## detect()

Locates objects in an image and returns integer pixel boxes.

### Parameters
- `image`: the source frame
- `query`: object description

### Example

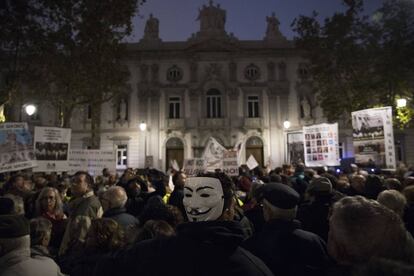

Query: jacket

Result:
[0,248,64,276]
[242,219,330,276]
[94,220,274,276]
[102,207,138,228]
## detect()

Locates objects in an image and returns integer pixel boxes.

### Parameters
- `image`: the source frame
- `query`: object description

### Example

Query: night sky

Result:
[128,0,384,42]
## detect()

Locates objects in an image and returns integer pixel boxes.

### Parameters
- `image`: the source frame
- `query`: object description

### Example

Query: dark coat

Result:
[167,188,186,218]
[242,219,330,276]
[102,207,139,228]
[297,196,332,241]
[94,220,274,276]
[404,204,414,238]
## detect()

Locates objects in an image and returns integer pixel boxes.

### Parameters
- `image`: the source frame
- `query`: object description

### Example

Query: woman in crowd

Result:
[35,187,67,252]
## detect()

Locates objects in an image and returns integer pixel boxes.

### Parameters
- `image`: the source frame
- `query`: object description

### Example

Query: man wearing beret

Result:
[242,182,329,276]
[0,214,64,276]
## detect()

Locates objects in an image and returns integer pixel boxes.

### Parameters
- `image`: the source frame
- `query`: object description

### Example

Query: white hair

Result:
[105,186,128,209]
[377,190,407,218]
[328,196,414,265]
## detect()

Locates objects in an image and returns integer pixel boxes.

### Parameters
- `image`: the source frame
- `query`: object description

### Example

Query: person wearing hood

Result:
[242,182,329,276]
[94,172,273,276]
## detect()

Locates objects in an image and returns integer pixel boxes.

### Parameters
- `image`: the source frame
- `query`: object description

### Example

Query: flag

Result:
[170,159,180,172]
[203,137,226,172]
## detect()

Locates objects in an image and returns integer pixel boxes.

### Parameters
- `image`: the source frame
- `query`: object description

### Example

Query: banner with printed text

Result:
[69,150,116,176]
[0,122,36,173]
[183,158,205,176]
[223,150,239,176]
[352,107,395,169]
[304,123,340,167]
[33,127,71,172]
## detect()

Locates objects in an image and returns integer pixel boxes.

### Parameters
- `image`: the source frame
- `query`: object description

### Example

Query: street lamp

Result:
[397,98,407,108]
[139,121,147,166]
[24,104,37,116]
[283,120,291,129]
[283,120,290,164]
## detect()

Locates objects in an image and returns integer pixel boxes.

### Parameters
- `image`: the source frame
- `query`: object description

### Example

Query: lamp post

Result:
[139,121,147,166]
[283,120,290,164]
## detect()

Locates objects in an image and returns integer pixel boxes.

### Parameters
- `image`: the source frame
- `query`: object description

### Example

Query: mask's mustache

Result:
[187,208,211,216]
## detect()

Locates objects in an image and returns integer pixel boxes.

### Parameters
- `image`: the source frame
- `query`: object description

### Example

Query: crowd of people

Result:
[1,163,414,275]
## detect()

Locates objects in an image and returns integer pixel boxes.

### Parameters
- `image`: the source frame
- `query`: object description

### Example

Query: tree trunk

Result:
[61,105,74,128]
[90,104,101,149]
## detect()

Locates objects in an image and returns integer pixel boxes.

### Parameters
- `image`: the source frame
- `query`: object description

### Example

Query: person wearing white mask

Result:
[94,173,274,276]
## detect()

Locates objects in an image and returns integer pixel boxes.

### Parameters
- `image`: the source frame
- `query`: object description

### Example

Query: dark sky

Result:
[128,0,384,42]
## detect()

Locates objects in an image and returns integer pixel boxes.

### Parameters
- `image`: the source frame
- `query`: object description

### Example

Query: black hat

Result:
[0,214,30,238]
[0,197,15,215]
[308,177,333,194]
[263,183,300,209]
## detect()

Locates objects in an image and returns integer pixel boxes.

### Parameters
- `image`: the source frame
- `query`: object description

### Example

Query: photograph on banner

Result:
[34,127,71,172]
[0,122,36,173]
[303,123,340,167]
[183,158,205,176]
[287,132,304,165]
[352,107,395,169]
[69,150,116,176]
[223,150,238,176]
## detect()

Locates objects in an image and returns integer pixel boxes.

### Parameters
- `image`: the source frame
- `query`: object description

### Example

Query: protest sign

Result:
[33,127,71,172]
[0,122,36,173]
[303,123,340,167]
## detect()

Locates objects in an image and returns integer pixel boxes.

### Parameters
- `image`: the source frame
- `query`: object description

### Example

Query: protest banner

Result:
[303,123,340,167]
[0,122,36,173]
[33,127,71,172]
[69,149,116,176]
[352,107,395,169]
[246,154,259,170]
[223,150,239,176]
[182,158,205,176]
[203,137,226,172]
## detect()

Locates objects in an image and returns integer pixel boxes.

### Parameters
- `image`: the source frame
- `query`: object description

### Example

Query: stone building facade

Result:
[25,2,411,172]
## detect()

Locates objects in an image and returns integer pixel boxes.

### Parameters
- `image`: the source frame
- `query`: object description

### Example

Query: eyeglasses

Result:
[41,196,56,200]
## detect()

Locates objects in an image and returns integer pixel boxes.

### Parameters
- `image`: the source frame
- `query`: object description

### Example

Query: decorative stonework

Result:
[167,65,183,82]
[205,63,222,80]
[244,64,260,81]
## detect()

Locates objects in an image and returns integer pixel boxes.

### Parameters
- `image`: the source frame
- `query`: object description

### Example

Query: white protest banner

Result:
[33,127,71,172]
[303,123,340,167]
[223,150,239,176]
[183,158,205,176]
[233,138,245,166]
[0,122,36,173]
[246,154,259,170]
[352,107,395,169]
[203,137,226,172]
[69,150,116,176]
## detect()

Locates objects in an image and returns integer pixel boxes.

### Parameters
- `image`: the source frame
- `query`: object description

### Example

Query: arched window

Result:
[206,89,222,118]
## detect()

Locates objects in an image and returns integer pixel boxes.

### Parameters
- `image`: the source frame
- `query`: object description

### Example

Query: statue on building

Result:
[300,97,312,119]
[264,12,284,41]
[197,0,226,33]
[143,14,160,40]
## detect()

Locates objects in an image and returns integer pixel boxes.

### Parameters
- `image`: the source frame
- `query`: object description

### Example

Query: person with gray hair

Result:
[377,190,407,218]
[30,217,53,258]
[328,196,414,268]
[0,214,64,276]
[101,186,138,228]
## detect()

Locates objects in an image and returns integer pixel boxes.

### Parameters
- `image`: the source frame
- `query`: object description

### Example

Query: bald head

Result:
[102,186,128,211]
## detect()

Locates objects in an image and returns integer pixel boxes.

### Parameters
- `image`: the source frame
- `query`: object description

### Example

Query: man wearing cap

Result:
[242,182,329,276]
[0,214,64,276]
